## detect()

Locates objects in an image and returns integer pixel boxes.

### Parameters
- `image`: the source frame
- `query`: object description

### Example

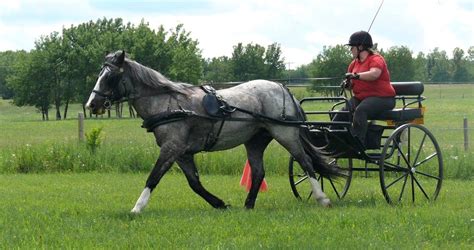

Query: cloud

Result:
[0,0,472,67]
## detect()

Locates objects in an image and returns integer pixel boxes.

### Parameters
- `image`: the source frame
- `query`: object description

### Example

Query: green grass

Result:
[0,85,473,248]
[0,84,473,178]
[0,173,472,248]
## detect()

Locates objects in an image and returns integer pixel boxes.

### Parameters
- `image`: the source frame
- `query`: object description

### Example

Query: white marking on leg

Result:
[309,177,331,207]
[131,187,151,213]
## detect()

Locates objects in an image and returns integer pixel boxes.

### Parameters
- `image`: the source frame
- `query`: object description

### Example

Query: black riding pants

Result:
[332,96,395,145]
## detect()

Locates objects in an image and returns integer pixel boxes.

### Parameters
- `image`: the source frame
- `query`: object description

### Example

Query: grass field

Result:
[1,84,472,178]
[0,84,473,248]
[1,174,473,248]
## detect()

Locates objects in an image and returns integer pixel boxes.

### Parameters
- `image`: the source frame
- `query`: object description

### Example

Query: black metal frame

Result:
[288,82,443,204]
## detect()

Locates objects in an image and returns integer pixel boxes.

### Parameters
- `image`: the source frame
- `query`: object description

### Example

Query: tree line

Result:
[291,44,473,83]
[0,17,472,120]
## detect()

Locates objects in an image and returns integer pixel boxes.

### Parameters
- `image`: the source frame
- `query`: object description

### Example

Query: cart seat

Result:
[391,82,424,95]
[372,82,424,122]
[374,108,423,121]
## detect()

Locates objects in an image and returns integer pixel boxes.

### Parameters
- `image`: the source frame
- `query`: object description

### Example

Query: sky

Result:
[0,0,472,67]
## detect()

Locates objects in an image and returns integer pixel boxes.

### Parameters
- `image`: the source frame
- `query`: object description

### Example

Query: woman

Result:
[334,31,396,147]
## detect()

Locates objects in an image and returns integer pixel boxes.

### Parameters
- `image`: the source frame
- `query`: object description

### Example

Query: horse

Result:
[86,50,345,213]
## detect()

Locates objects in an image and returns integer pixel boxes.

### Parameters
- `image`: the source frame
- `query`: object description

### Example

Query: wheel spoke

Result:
[395,141,411,167]
[407,127,412,164]
[413,175,430,200]
[386,172,409,190]
[411,174,415,202]
[383,161,408,172]
[416,170,441,180]
[414,152,438,168]
[398,174,409,201]
[306,191,313,201]
[294,175,308,186]
[319,175,324,191]
[412,133,427,166]
[328,178,341,199]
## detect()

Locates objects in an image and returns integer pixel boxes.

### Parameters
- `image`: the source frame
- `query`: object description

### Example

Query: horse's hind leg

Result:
[176,154,228,209]
[290,149,331,207]
[270,128,331,207]
[244,130,273,209]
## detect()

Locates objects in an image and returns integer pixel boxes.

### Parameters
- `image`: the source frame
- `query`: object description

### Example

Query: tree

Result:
[34,31,69,120]
[467,46,474,80]
[202,56,233,83]
[231,43,266,81]
[413,52,428,82]
[305,45,351,95]
[166,24,203,84]
[123,20,169,72]
[383,46,415,81]
[264,43,285,80]
[426,48,450,82]
[0,51,26,99]
[7,50,52,120]
[451,47,470,82]
[308,45,352,78]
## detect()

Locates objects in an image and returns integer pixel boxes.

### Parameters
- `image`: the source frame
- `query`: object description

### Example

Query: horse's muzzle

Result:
[86,101,106,115]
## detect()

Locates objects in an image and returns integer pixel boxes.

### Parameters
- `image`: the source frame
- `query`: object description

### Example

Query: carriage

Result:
[87,51,443,212]
[289,80,443,204]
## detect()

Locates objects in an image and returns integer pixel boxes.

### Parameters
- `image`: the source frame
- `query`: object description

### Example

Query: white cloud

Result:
[0,0,472,67]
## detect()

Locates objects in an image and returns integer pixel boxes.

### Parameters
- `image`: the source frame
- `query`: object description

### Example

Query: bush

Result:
[85,127,103,154]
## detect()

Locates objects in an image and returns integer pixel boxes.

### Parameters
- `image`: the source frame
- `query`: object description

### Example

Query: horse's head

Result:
[86,50,126,115]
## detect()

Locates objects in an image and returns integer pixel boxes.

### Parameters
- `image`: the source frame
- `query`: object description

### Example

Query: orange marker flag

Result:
[240,159,268,192]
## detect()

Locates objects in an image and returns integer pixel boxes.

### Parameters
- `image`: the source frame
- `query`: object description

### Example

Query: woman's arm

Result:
[357,67,382,81]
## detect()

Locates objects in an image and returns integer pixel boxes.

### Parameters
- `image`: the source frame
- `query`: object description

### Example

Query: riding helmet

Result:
[347,31,373,48]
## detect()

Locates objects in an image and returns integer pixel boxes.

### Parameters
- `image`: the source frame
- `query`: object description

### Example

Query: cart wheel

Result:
[289,157,352,201]
[379,124,443,204]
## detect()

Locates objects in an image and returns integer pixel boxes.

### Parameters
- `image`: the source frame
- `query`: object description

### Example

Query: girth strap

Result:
[141,109,195,132]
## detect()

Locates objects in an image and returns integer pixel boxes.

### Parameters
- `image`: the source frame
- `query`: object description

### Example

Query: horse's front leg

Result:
[176,154,229,209]
[131,146,180,214]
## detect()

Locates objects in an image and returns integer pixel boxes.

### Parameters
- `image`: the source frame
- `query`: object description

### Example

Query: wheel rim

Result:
[379,124,443,204]
[289,157,352,201]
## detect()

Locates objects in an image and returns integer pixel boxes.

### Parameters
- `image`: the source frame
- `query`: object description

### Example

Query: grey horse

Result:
[86,51,344,213]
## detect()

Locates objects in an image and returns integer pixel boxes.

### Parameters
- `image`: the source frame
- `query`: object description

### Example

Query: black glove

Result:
[345,72,360,80]
[340,79,352,89]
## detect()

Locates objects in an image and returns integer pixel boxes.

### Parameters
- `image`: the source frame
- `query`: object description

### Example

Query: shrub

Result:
[85,127,103,154]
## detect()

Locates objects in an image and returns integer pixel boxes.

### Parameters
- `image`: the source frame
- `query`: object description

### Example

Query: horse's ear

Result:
[117,50,125,66]
[104,50,110,57]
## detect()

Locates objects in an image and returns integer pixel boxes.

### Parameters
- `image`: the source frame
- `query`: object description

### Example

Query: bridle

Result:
[92,62,126,109]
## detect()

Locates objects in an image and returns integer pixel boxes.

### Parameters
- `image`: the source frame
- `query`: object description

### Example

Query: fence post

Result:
[464,118,469,151]
[78,112,84,142]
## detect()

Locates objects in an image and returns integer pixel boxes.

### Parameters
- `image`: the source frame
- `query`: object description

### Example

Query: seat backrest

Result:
[391,82,424,96]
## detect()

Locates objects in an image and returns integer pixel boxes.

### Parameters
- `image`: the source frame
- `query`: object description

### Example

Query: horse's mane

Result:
[124,58,193,94]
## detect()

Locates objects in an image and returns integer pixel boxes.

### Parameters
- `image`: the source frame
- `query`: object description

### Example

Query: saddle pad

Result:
[202,94,225,117]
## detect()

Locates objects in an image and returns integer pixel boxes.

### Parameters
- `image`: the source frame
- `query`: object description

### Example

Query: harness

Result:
[140,84,303,150]
[94,61,305,150]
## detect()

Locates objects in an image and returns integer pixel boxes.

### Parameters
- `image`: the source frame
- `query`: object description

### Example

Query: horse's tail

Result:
[291,95,347,179]
[299,128,347,178]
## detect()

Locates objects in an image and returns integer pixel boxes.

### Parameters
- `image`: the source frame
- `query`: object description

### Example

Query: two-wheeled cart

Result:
[289,81,443,204]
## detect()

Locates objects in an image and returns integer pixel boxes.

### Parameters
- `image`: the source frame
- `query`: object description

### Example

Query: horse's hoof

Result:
[130,208,142,214]
[214,202,230,209]
[217,204,230,209]
[318,198,332,208]
[244,204,255,209]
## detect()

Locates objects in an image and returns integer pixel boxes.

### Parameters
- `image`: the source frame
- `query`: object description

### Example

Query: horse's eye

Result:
[106,74,120,87]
